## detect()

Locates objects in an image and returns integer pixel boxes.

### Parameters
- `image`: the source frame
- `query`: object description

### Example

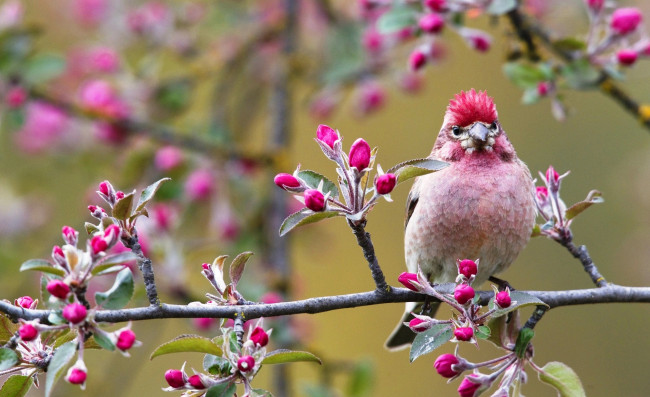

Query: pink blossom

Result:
[457,375,483,397]
[349,138,371,171]
[15,102,69,153]
[617,49,638,66]
[375,173,397,195]
[356,80,385,115]
[0,1,23,30]
[15,296,34,309]
[457,259,478,278]
[274,173,301,190]
[409,49,427,71]
[185,169,214,201]
[260,292,283,304]
[18,323,38,341]
[362,29,383,54]
[454,284,475,305]
[398,72,424,93]
[94,122,128,145]
[5,86,27,108]
[304,189,325,212]
[250,327,269,347]
[316,124,339,149]
[87,47,120,73]
[116,329,137,350]
[454,327,474,341]
[79,80,129,118]
[62,303,87,324]
[537,82,551,96]
[164,369,185,388]
[434,354,460,378]
[419,13,445,34]
[611,8,643,35]
[67,367,87,385]
[193,317,216,331]
[495,290,512,308]
[154,146,184,171]
[397,272,420,291]
[73,0,107,27]
[237,355,255,372]
[188,374,205,389]
[151,204,176,232]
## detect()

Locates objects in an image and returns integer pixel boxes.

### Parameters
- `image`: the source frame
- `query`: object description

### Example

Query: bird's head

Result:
[432,89,516,162]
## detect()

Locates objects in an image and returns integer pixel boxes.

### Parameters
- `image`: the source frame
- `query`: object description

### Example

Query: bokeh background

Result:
[1,1,650,396]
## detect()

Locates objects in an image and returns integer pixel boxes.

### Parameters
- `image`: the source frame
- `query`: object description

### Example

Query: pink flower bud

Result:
[88,205,106,218]
[88,46,120,73]
[409,318,431,333]
[62,303,87,324]
[91,235,108,255]
[201,263,211,271]
[15,296,34,309]
[362,29,383,54]
[454,284,475,305]
[274,173,301,190]
[193,317,216,331]
[357,81,385,115]
[454,327,474,341]
[5,86,27,108]
[398,272,420,291]
[188,374,205,389]
[375,173,397,195]
[164,369,186,388]
[611,7,643,35]
[304,189,325,212]
[250,327,269,347]
[536,186,548,200]
[424,0,446,12]
[434,353,460,378]
[185,169,214,201]
[116,329,137,351]
[585,0,603,12]
[316,124,339,149]
[52,245,66,265]
[62,226,78,246]
[545,165,560,186]
[19,323,38,341]
[419,13,444,34]
[98,180,112,198]
[103,224,121,247]
[237,355,256,372]
[495,290,512,308]
[457,259,478,278]
[115,191,125,200]
[617,49,638,66]
[66,368,87,385]
[537,82,550,96]
[47,280,71,299]
[260,291,283,304]
[349,138,371,171]
[409,49,427,71]
[154,146,184,171]
[458,375,483,397]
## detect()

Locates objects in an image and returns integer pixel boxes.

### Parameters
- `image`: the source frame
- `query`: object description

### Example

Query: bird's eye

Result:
[490,121,498,130]
[451,126,461,136]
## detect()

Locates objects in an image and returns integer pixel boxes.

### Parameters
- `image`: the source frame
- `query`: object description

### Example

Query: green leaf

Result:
[553,38,587,52]
[135,178,171,214]
[19,259,64,277]
[94,268,134,309]
[112,191,134,221]
[92,331,115,351]
[24,53,66,85]
[561,59,601,89]
[229,252,253,286]
[476,325,491,339]
[503,62,554,89]
[250,389,274,397]
[52,330,76,350]
[347,360,375,397]
[92,252,137,276]
[486,0,517,15]
[279,209,338,237]
[206,383,237,397]
[324,22,364,85]
[0,348,19,371]
[514,328,534,358]
[387,158,449,185]
[297,170,338,199]
[0,374,32,397]
[488,291,549,318]
[376,4,417,34]
[565,190,603,220]
[0,316,18,345]
[262,349,322,365]
[150,335,223,360]
[538,361,586,397]
[44,341,77,397]
[85,222,99,235]
[409,324,454,362]
[203,354,232,376]
[521,88,541,105]
[47,311,67,326]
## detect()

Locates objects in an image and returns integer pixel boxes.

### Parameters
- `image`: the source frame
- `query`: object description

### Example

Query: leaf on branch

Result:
[514,328,534,358]
[503,62,554,89]
[0,348,19,371]
[229,252,253,287]
[297,170,338,199]
[94,268,134,310]
[553,37,587,52]
[112,190,135,221]
[250,389,273,397]
[19,259,64,277]
[135,178,171,214]
[488,291,549,318]
[409,323,454,362]
[204,354,232,376]
[85,222,99,235]
[92,331,115,351]
[92,252,137,276]
[262,349,322,365]
[0,316,18,345]
[150,335,223,360]
[537,361,586,397]
[0,374,32,397]
[376,4,417,34]
[565,190,603,220]
[486,0,517,15]
[561,59,600,89]
[206,383,237,397]
[347,360,375,397]
[279,209,339,237]
[387,158,449,186]
[24,53,66,85]
[44,341,77,397]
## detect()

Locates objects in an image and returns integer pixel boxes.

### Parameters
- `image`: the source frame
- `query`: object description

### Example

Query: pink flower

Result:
[349,138,371,171]
[457,375,483,397]
[52,245,66,265]
[585,0,604,13]
[454,327,474,341]
[419,13,444,34]
[73,0,107,27]
[188,374,205,389]
[274,173,302,190]
[116,329,137,351]
[424,0,446,12]
[454,284,475,305]
[495,290,512,308]
[250,327,269,347]
[0,1,23,30]
[164,369,185,388]
[304,189,325,212]
[62,226,78,246]
[154,146,184,171]
[611,8,643,35]
[91,235,108,254]
[94,122,128,145]
[434,354,460,378]
[18,323,38,341]
[375,173,397,195]
[15,296,34,309]
[87,46,120,73]
[457,259,478,278]
[408,318,431,333]
[260,292,283,304]
[617,49,638,66]
[362,29,384,54]
[398,272,420,291]
[316,124,339,149]
[79,80,128,118]
[398,72,424,93]
[15,102,69,154]
[357,81,385,115]
[537,82,551,96]
[62,303,87,324]
[409,49,428,71]
[185,169,214,201]
[237,355,256,372]
[5,86,26,108]
[66,367,87,385]
[151,204,176,232]
[47,280,70,299]
[193,317,216,331]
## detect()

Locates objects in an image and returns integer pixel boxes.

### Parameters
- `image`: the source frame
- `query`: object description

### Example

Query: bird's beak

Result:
[468,122,489,145]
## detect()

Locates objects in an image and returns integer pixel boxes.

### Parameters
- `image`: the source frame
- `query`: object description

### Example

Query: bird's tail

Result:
[384,301,441,351]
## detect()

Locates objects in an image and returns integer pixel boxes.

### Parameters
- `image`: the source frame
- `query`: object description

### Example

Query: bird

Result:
[385,89,537,350]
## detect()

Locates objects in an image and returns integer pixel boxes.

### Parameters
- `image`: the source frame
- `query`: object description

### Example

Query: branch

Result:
[4,285,649,324]
[348,220,390,293]
[122,231,161,307]
[561,239,608,288]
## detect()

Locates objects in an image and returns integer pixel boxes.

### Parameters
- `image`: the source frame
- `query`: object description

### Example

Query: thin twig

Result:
[560,238,608,288]
[123,231,161,307]
[347,220,390,293]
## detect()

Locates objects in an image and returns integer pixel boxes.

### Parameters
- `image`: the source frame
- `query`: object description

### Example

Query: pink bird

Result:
[386,89,537,350]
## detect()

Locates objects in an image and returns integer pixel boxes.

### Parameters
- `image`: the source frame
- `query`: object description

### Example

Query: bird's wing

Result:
[404,179,420,231]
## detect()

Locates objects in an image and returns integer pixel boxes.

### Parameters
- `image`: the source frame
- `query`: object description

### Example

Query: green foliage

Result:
[409,323,454,362]
[262,349,322,365]
[279,209,339,237]
[297,170,338,199]
[346,360,375,397]
[488,291,548,318]
[0,348,19,371]
[514,328,535,359]
[387,158,449,185]
[94,267,134,310]
[23,53,66,85]
[44,341,77,397]
[376,4,417,34]
[565,190,604,220]
[0,375,32,397]
[538,361,586,397]
[206,383,237,397]
[204,354,233,376]
[112,191,135,221]
[19,259,64,277]
[229,252,254,287]
[150,335,224,360]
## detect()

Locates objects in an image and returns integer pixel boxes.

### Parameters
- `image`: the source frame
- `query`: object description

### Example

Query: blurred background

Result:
[1,0,650,396]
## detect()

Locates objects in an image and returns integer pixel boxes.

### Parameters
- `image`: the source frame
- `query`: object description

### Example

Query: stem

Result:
[123,231,161,306]
[347,220,390,293]
[523,305,549,330]
[559,238,608,287]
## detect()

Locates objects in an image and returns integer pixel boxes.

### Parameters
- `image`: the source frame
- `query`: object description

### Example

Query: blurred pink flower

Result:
[0,0,23,30]
[15,102,69,153]
[185,169,214,201]
[94,122,128,145]
[79,80,129,119]
[154,146,184,171]
[73,0,108,27]
[87,47,121,73]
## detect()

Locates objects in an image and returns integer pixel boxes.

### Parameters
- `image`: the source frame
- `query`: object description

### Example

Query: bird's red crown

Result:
[445,89,497,127]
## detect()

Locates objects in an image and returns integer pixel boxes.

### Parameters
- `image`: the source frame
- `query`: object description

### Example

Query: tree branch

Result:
[122,231,161,307]
[348,220,390,293]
